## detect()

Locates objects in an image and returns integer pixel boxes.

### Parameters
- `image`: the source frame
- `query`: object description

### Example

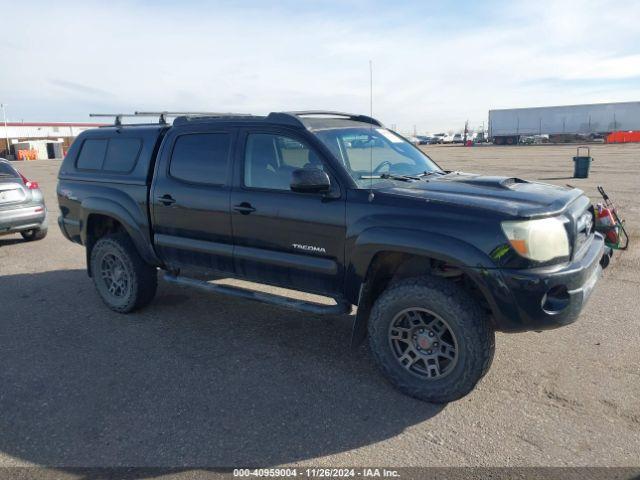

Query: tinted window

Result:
[103,138,141,172]
[0,162,19,178]
[244,133,322,190]
[77,139,108,170]
[170,133,231,185]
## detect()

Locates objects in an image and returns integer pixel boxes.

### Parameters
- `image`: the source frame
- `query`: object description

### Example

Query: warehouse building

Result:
[0,122,104,160]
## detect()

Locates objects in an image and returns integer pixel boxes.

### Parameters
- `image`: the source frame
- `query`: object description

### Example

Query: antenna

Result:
[368,60,375,202]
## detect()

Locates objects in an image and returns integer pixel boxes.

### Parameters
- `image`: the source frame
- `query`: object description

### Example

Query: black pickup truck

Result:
[57,111,608,402]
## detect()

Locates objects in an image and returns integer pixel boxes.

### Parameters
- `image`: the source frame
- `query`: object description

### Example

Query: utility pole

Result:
[1,104,8,157]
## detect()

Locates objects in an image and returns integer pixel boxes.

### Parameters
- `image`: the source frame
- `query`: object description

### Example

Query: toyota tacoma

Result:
[57,111,608,402]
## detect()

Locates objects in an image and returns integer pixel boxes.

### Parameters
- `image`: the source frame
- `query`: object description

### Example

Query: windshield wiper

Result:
[359,173,418,182]
[415,170,446,178]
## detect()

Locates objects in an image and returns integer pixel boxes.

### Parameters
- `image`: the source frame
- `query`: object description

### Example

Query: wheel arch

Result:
[347,228,498,347]
[81,197,160,276]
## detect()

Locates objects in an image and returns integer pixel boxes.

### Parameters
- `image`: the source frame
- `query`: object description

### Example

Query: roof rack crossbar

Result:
[135,111,253,124]
[90,111,252,126]
[90,112,176,126]
[89,113,150,126]
[285,110,383,127]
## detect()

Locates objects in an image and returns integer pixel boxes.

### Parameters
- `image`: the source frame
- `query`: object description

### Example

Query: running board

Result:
[163,274,352,316]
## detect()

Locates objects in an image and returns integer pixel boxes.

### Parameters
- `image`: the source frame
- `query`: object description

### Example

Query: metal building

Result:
[0,122,105,159]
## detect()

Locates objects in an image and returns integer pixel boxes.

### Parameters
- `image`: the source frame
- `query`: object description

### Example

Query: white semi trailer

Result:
[488,101,640,145]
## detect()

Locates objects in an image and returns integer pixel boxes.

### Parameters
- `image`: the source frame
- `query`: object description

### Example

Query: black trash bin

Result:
[573,146,592,178]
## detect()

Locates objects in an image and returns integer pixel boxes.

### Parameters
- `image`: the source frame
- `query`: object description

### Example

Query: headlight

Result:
[501,217,569,262]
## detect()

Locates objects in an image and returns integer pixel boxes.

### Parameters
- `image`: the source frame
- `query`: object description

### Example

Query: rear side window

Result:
[76,139,108,170]
[0,162,19,177]
[76,137,141,172]
[103,138,142,172]
[169,133,231,185]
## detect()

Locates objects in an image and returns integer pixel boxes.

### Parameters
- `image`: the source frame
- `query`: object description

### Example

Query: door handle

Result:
[157,194,176,206]
[234,202,256,214]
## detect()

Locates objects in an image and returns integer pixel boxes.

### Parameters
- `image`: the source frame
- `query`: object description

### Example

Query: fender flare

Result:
[346,227,498,347]
[81,197,160,267]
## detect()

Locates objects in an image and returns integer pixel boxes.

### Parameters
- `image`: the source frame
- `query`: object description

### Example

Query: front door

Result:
[151,126,235,277]
[230,129,346,295]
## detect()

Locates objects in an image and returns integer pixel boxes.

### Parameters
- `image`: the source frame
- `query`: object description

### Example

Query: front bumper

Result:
[490,233,605,332]
[0,204,47,235]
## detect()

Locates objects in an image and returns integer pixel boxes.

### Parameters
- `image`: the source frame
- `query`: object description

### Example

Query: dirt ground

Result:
[0,144,638,469]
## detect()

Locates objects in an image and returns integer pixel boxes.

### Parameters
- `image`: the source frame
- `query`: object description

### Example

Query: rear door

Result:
[229,128,346,295]
[151,125,236,277]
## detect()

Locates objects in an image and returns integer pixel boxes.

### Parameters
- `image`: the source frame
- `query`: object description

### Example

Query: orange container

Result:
[606,131,640,143]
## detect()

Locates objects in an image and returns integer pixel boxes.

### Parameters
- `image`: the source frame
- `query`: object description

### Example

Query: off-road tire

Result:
[368,276,495,403]
[21,227,47,241]
[90,233,157,313]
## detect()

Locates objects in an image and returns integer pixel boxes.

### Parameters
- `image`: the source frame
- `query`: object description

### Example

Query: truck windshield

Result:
[311,127,442,186]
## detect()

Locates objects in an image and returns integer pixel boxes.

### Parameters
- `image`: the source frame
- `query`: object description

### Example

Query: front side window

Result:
[244,133,323,190]
[312,126,441,187]
[170,133,231,185]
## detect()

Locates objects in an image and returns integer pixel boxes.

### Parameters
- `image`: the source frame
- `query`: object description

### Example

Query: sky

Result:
[1,0,639,133]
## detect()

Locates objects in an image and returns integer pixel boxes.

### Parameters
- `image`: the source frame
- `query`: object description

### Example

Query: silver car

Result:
[0,158,47,241]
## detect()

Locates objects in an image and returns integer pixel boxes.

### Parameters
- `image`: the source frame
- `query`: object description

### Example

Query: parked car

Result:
[416,135,432,145]
[442,133,455,144]
[466,132,478,143]
[57,110,607,403]
[452,133,464,144]
[430,133,446,144]
[0,158,47,241]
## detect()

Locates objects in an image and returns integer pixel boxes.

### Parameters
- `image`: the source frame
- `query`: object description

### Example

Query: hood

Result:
[377,172,584,218]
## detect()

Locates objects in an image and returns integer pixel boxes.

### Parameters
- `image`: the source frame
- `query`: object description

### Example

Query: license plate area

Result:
[0,189,25,203]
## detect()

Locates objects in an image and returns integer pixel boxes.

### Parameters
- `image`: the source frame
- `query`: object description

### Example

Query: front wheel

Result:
[368,276,495,403]
[90,233,157,313]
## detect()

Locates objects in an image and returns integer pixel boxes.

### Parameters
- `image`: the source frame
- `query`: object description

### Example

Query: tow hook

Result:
[600,246,613,269]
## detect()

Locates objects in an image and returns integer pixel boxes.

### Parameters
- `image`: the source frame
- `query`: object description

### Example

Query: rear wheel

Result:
[90,233,157,313]
[368,276,495,403]
[21,227,47,241]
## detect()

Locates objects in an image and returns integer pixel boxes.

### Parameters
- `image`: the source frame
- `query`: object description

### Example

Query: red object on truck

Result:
[595,203,619,245]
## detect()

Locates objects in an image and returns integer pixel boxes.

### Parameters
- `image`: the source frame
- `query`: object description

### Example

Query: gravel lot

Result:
[0,144,638,469]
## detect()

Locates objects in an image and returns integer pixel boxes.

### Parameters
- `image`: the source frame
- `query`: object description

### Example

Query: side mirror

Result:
[290,168,331,194]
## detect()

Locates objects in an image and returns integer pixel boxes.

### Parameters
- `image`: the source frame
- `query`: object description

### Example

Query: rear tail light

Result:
[18,172,39,190]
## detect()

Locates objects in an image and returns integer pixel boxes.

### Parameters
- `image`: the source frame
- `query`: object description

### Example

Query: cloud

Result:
[1,0,639,133]
[49,79,114,98]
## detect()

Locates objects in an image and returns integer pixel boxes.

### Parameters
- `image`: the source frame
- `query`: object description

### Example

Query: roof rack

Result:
[90,111,253,126]
[285,110,383,127]
[135,111,253,124]
[89,113,157,126]
[89,110,383,128]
